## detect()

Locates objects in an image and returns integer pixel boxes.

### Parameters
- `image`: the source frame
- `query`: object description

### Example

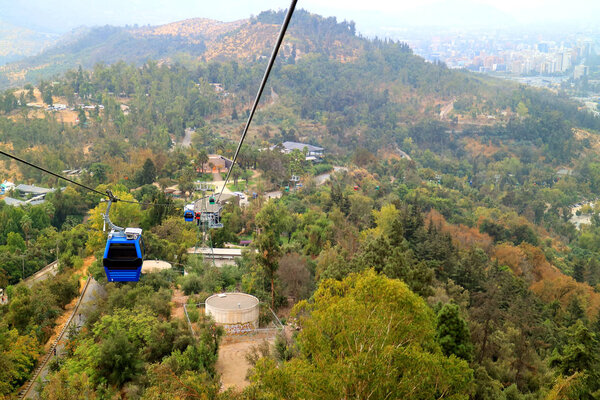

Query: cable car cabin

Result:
[184,210,194,222]
[103,228,144,282]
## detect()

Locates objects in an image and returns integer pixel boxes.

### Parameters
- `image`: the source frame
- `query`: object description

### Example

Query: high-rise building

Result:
[574,65,589,80]
[537,42,549,53]
[583,40,593,58]
[561,52,571,72]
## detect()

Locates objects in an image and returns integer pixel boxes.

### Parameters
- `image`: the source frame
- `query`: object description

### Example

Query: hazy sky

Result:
[1,0,599,34]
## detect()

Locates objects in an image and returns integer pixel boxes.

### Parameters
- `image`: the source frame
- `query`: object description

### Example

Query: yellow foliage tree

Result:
[86,185,143,253]
[248,270,473,399]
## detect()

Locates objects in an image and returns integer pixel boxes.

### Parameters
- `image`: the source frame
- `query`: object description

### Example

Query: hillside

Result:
[0,25,206,89]
[0,10,363,89]
[3,8,600,399]
[0,19,58,66]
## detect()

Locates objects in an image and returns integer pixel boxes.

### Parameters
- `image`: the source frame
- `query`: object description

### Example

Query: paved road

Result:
[24,278,103,399]
[439,98,456,120]
[213,180,249,206]
[182,128,194,148]
[262,167,347,199]
[314,166,348,185]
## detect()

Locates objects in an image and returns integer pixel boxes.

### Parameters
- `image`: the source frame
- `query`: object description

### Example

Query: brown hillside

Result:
[136,17,362,63]
[137,18,244,43]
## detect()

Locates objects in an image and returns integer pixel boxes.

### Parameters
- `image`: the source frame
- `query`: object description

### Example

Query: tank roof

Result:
[205,292,259,311]
[141,260,171,274]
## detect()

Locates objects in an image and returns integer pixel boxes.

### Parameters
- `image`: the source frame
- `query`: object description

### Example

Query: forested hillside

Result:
[1,8,600,399]
[0,10,362,90]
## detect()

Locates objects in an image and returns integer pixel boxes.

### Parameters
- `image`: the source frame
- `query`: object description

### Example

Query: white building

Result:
[270,141,325,162]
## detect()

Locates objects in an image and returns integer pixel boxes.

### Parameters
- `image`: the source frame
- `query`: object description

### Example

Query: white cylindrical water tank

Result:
[205,292,260,329]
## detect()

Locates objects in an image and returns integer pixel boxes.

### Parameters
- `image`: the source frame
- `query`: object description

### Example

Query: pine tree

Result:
[140,158,157,185]
[573,259,585,283]
[436,303,473,361]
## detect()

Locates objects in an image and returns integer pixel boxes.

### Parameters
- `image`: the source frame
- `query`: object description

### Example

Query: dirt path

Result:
[171,289,188,320]
[217,336,275,391]
[41,256,95,353]
[79,255,94,286]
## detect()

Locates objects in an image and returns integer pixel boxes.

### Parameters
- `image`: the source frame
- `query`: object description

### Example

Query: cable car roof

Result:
[109,228,142,240]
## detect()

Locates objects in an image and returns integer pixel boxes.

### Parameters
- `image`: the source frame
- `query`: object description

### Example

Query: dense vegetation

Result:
[1,8,600,399]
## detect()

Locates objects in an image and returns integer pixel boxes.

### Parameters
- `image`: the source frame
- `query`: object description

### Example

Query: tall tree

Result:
[255,230,281,309]
[436,303,473,361]
[139,158,157,185]
[196,149,208,174]
[249,270,473,399]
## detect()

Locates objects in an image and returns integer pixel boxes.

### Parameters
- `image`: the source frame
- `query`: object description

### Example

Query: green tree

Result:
[20,215,33,246]
[516,101,529,117]
[7,231,26,252]
[88,163,110,184]
[42,87,53,106]
[96,332,142,386]
[139,158,157,185]
[248,270,472,399]
[549,320,600,397]
[0,324,41,395]
[255,230,281,308]
[242,169,253,190]
[231,166,242,187]
[77,107,87,124]
[436,303,473,361]
[24,84,35,101]
[195,149,209,174]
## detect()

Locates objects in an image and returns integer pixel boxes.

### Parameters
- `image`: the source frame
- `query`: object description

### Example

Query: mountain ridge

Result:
[0,19,59,66]
[0,10,362,89]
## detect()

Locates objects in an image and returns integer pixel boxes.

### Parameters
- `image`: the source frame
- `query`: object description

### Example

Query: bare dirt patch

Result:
[171,289,188,320]
[574,128,600,152]
[464,137,501,157]
[217,334,276,391]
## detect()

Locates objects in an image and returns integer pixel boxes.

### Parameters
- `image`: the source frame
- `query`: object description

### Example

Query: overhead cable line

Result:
[0,149,174,207]
[0,149,106,197]
[216,0,298,202]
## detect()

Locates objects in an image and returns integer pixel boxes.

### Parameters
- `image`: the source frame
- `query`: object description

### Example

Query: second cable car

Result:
[184,209,194,222]
[184,204,195,222]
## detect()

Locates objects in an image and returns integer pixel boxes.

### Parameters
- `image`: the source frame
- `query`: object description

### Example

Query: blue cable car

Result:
[184,209,194,222]
[103,228,144,282]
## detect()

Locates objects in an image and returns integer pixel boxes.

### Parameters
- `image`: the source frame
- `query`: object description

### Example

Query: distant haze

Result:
[0,0,599,36]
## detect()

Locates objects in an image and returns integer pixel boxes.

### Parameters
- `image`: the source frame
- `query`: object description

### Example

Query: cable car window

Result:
[107,243,138,260]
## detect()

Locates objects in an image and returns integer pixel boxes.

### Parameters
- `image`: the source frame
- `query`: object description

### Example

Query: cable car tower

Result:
[193,183,223,266]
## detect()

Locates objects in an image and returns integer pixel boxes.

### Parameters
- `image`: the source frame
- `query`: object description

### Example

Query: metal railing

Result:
[183,302,283,339]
